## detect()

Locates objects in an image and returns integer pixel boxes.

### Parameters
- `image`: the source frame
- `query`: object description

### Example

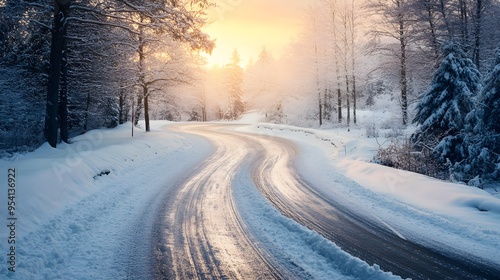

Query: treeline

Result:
[240,0,499,185]
[243,0,499,129]
[367,0,500,186]
[0,0,213,153]
[366,0,500,125]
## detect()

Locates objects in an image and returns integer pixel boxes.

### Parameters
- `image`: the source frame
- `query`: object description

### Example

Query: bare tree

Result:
[365,0,412,126]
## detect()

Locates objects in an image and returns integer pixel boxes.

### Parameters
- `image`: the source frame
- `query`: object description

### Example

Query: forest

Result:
[1,0,499,186]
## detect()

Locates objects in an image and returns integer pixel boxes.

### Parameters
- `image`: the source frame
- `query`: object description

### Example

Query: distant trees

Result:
[365,0,500,126]
[226,49,245,119]
[202,49,246,121]
[244,48,282,120]
[245,0,361,127]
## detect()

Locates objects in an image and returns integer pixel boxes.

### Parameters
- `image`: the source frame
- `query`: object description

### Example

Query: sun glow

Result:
[202,0,304,68]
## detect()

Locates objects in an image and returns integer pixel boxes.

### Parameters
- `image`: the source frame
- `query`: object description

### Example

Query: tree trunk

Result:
[425,0,440,60]
[134,93,142,126]
[352,74,357,124]
[473,0,482,69]
[59,24,69,143]
[398,0,409,126]
[144,86,150,132]
[459,0,469,46]
[343,14,350,128]
[345,74,350,127]
[118,92,124,124]
[438,0,452,37]
[331,9,342,124]
[45,0,71,147]
[83,91,90,132]
[315,44,322,126]
[350,0,357,124]
[137,23,152,132]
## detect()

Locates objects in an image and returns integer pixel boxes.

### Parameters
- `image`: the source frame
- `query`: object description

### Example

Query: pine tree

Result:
[457,50,500,184]
[226,49,244,119]
[412,42,481,164]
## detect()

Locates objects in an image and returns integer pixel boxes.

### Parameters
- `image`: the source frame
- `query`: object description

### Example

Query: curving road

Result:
[152,124,500,280]
[152,124,288,279]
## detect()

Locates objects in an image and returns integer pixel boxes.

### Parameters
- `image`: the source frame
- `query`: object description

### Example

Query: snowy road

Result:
[153,124,286,279]
[159,123,500,280]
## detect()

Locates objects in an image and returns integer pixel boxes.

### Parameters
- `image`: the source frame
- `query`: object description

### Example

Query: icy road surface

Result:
[159,124,500,280]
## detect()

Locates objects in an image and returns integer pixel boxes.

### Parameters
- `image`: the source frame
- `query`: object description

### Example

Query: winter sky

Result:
[204,0,306,67]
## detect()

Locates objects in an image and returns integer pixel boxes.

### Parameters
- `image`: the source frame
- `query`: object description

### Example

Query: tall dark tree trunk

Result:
[118,90,128,125]
[424,0,440,60]
[345,74,351,127]
[400,35,408,126]
[144,86,150,132]
[331,9,342,124]
[45,0,71,147]
[137,23,151,131]
[473,0,482,69]
[59,28,69,143]
[83,91,91,131]
[397,0,409,126]
[459,0,469,46]
[343,17,350,128]
[438,0,452,37]
[134,93,143,126]
[352,74,357,124]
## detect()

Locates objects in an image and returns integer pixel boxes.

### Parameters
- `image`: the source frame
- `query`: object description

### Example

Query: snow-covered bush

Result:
[374,138,448,180]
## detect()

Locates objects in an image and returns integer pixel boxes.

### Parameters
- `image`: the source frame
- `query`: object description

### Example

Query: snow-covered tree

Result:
[412,42,481,164]
[0,1,51,152]
[455,50,500,184]
[225,49,244,119]
[244,48,280,116]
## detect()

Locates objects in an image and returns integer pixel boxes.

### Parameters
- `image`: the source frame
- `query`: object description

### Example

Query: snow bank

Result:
[1,122,177,234]
[339,159,500,218]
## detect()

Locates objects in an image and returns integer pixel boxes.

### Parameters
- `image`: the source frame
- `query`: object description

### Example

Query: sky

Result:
[203,0,306,68]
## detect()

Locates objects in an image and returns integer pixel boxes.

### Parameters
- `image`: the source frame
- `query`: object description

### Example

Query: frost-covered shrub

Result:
[374,138,448,179]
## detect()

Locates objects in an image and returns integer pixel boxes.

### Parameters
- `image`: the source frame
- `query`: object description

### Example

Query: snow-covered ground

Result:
[237,110,500,268]
[0,122,215,278]
[1,111,499,278]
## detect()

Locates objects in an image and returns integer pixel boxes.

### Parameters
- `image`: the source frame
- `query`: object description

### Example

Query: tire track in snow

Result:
[154,124,285,279]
